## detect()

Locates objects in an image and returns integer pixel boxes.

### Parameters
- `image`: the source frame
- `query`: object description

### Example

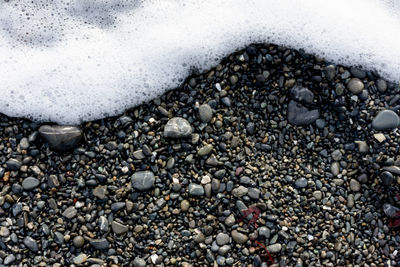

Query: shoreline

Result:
[0,43,400,266]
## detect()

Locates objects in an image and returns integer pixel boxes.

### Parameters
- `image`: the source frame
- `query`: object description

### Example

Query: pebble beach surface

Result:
[0,43,400,266]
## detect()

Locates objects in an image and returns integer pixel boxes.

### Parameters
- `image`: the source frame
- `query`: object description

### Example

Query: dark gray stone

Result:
[131,171,155,191]
[62,206,77,219]
[288,101,319,126]
[22,177,40,191]
[295,178,308,188]
[188,183,204,196]
[290,86,314,104]
[199,104,213,122]
[90,238,109,250]
[23,236,38,252]
[6,159,21,171]
[39,125,82,151]
[372,110,400,130]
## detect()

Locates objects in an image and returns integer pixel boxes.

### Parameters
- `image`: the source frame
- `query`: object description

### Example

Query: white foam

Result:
[0,0,399,124]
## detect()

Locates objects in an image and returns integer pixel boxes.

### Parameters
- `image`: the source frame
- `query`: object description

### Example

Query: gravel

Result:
[0,43,399,266]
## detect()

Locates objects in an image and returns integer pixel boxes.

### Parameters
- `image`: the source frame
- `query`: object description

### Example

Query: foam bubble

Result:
[0,0,399,124]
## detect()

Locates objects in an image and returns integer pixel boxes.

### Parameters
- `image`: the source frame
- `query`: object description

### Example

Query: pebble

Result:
[22,177,40,191]
[372,110,400,130]
[131,171,155,191]
[62,206,77,219]
[347,78,364,94]
[38,125,82,151]
[349,179,361,192]
[23,236,38,252]
[164,117,192,138]
[73,236,85,248]
[133,257,146,267]
[199,104,213,122]
[90,238,109,250]
[188,184,204,196]
[288,100,319,125]
[231,230,248,244]
[380,171,394,186]
[267,243,282,253]
[197,144,213,156]
[6,159,21,171]
[295,178,308,188]
[111,221,129,234]
[216,233,230,246]
[73,254,88,265]
[4,254,16,265]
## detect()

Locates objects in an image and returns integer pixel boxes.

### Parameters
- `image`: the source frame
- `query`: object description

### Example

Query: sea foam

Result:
[0,0,399,124]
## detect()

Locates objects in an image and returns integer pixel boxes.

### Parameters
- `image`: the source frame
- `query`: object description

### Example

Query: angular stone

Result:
[22,177,40,191]
[62,206,77,219]
[288,100,319,126]
[38,125,82,152]
[131,171,155,191]
[290,86,314,104]
[90,238,109,250]
[93,185,107,199]
[164,117,192,138]
[188,184,204,196]
[112,221,129,235]
[372,110,400,130]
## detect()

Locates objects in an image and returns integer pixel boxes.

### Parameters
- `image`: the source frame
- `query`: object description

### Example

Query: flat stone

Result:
[0,227,10,237]
[164,117,192,138]
[288,100,319,125]
[232,186,248,198]
[19,137,30,150]
[99,216,109,232]
[295,178,308,188]
[199,104,213,122]
[383,203,400,218]
[62,206,77,219]
[93,185,107,199]
[374,133,386,143]
[4,254,16,265]
[231,230,248,244]
[372,110,400,130]
[349,179,361,192]
[38,125,82,152]
[131,171,155,191]
[267,243,282,253]
[355,141,368,153]
[73,254,88,265]
[188,183,204,196]
[197,144,214,156]
[23,236,38,252]
[347,78,364,94]
[112,221,129,235]
[382,166,400,175]
[22,177,40,191]
[111,202,126,212]
[6,159,21,171]
[90,238,109,250]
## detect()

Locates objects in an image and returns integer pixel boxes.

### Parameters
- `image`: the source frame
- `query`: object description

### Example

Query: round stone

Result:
[347,78,364,94]
[231,230,248,244]
[380,171,394,186]
[267,243,282,253]
[181,200,190,211]
[372,110,400,130]
[22,177,40,191]
[164,117,192,138]
[199,104,213,122]
[73,236,85,248]
[216,233,230,246]
[349,179,361,192]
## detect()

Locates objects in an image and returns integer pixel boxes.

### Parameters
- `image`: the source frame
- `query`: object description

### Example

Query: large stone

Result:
[39,125,82,151]
[131,171,155,191]
[111,221,129,235]
[288,100,319,126]
[372,110,400,130]
[62,206,77,219]
[90,238,109,250]
[347,78,364,94]
[290,86,314,104]
[23,236,38,252]
[164,117,192,138]
[22,177,40,191]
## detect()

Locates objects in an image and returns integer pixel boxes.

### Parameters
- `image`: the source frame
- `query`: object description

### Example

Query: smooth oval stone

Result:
[131,171,155,191]
[23,236,38,252]
[199,104,213,122]
[90,238,109,250]
[22,177,40,191]
[372,110,400,130]
[39,125,82,151]
[347,78,364,94]
[164,117,192,138]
